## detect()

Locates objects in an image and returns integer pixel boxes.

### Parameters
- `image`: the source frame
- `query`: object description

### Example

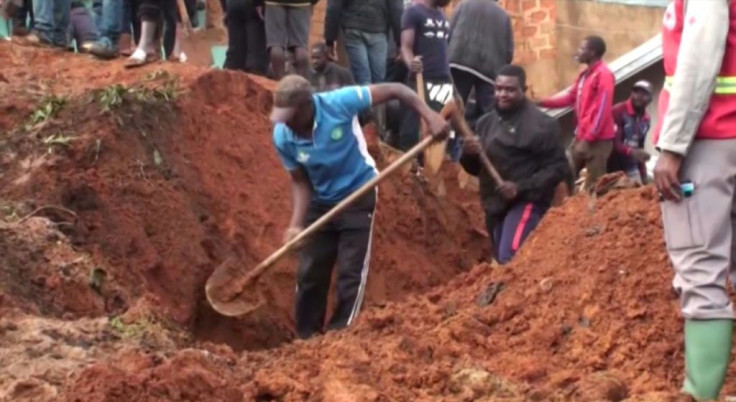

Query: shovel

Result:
[174,0,225,67]
[206,112,454,317]
[417,70,448,177]
[445,98,503,184]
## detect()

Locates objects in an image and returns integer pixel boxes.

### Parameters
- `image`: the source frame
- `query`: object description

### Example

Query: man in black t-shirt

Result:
[399,0,458,161]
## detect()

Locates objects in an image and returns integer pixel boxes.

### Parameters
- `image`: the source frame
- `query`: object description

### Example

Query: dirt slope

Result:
[0,43,485,352]
[1,44,726,402]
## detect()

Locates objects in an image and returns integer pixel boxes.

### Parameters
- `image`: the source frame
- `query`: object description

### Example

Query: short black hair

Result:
[584,35,606,58]
[496,64,527,88]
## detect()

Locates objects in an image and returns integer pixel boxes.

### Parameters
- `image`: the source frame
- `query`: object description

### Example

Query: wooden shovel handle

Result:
[415,64,428,138]
[447,100,504,184]
[238,134,438,285]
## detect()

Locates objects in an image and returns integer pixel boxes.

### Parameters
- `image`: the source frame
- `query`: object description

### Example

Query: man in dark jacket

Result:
[460,65,568,264]
[448,0,513,119]
[325,0,402,85]
[606,80,652,183]
[310,42,355,92]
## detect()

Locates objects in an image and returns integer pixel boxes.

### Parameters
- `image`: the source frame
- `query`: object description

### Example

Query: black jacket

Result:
[448,0,513,81]
[460,101,569,217]
[324,0,403,46]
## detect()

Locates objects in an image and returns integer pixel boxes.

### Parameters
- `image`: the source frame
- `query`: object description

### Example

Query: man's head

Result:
[575,35,606,64]
[630,80,653,110]
[494,64,527,111]
[270,75,314,134]
[311,42,329,73]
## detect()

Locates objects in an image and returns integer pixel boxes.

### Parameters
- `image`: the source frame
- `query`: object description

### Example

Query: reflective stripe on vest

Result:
[664,76,736,94]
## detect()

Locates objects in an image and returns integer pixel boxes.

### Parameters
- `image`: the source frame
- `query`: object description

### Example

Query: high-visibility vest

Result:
[655,0,736,142]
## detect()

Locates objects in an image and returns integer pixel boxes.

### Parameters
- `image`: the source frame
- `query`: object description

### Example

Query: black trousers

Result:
[223,0,268,75]
[295,189,377,339]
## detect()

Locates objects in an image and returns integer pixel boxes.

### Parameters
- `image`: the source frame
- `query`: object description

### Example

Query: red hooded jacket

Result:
[539,61,616,142]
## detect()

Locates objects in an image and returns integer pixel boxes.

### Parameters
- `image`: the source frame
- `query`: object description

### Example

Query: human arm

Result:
[576,71,614,142]
[515,119,569,199]
[656,0,728,156]
[612,108,632,156]
[388,0,404,50]
[459,115,493,177]
[400,7,422,72]
[273,129,313,239]
[538,79,578,109]
[654,0,728,201]
[369,83,448,138]
[285,168,312,240]
[324,0,345,48]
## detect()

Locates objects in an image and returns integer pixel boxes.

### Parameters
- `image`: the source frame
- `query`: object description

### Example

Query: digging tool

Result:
[174,0,225,67]
[416,70,447,177]
[446,99,504,184]
[206,127,451,317]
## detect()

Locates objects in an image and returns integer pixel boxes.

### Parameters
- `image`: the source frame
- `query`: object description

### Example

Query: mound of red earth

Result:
[2,44,731,401]
[0,43,485,352]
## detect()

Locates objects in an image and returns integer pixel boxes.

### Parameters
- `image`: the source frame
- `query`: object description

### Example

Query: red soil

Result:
[3,44,728,401]
[0,43,486,352]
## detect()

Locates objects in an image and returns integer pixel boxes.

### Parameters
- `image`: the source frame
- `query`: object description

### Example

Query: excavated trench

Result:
[0,44,488,353]
[6,44,736,401]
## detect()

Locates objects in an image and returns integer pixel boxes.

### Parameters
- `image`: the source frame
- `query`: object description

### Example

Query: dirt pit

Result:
[0,44,728,401]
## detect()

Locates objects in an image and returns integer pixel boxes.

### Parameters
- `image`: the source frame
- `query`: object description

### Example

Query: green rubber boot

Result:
[682,319,733,400]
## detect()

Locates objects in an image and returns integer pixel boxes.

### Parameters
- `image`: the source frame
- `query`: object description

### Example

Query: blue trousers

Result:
[486,201,547,264]
[343,29,387,85]
[33,0,71,45]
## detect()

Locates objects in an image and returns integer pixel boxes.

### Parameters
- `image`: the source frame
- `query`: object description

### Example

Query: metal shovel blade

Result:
[205,257,265,317]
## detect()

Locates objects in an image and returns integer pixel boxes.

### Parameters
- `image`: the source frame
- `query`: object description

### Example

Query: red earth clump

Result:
[0,43,486,351]
[230,187,736,401]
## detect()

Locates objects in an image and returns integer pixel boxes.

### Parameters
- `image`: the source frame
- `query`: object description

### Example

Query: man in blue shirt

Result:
[271,74,448,339]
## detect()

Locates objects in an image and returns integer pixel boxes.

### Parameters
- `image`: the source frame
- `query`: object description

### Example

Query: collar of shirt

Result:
[624,98,650,120]
[287,94,324,146]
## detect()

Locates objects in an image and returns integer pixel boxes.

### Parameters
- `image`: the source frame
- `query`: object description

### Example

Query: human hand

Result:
[409,56,423,74]
[497,181,519,200]
[462,136,482,156]
[283,226,303,244]
[256,6,264,20]
[653,150,683,202]
[630,148,651,163]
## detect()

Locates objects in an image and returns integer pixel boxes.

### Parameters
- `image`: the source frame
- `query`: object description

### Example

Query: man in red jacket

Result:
[539,35,615,192]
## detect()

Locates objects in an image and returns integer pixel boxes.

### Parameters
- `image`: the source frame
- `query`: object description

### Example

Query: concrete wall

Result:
[549,0,663,95]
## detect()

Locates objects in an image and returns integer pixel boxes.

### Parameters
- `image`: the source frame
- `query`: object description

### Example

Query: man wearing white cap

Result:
[271,74,449,339]
[607,80,653,184]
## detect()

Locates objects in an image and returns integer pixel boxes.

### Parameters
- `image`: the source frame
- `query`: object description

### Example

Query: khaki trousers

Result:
[662,139,736,320]
[571,139,613,192]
